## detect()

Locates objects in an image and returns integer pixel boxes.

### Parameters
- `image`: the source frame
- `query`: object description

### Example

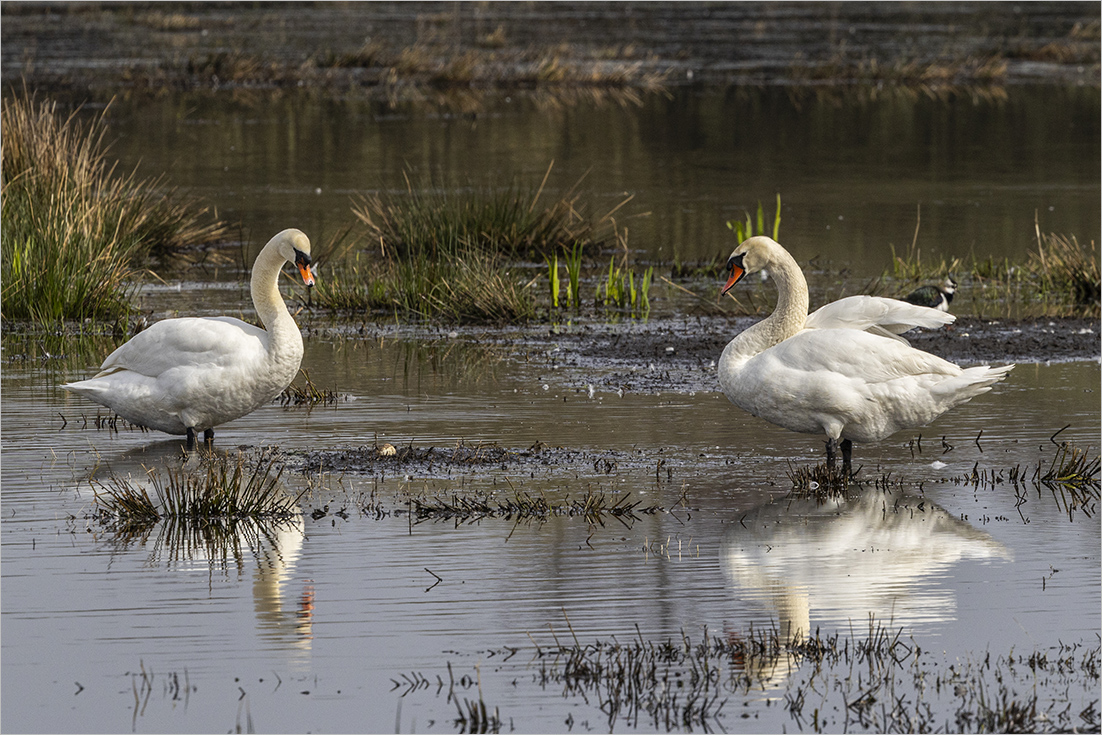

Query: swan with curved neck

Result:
[62,229,315,449]
[718,236,1012,472]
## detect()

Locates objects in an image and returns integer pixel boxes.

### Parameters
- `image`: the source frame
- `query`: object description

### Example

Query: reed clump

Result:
[353,170,624,261]
[1,92,227,324]
[886,216,1099,317]
[788,461,852,493]
[278,369,344,407]
[313,244,538,324]
[1030,230,1100,315]
[313,169,637,324]
[93,453,302,524]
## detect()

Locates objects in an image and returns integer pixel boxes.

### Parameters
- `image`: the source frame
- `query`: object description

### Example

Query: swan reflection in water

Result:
[721,487,1010,687]
[89,441,314,657]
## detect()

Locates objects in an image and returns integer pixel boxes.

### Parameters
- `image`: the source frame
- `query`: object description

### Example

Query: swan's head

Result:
[273,228,315,287]
[722,236,781,295]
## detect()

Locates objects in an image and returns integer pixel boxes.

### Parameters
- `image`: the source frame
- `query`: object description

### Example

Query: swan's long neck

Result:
[251,244,301,361]
[720,244,809,374]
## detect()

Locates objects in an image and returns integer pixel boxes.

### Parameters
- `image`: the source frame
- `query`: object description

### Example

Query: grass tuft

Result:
[1,91,227,324]
[883,210,1099,317]
[93,453,302,524]
[1041,443,1101,489]
[278,369,345,407]
[1030,227,1100,315]
[788,462,852,494]
[313,168,639,323]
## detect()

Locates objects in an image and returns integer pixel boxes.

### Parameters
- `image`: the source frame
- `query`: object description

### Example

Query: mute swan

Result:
[904,275,957,312]
[62,229,315,450]
[718,236,1012,472]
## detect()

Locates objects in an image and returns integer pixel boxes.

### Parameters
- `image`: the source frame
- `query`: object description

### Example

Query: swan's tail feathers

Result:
[935,363,1015,403]
[60,379,103,400]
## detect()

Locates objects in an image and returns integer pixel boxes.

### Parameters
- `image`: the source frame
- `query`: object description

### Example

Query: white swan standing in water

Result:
[62,229,315,449]
[718,236,1013,472]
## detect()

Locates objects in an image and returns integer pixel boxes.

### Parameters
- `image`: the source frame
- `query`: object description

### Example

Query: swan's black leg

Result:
[186,427,197,452]
[825,439,838,469]
[841,439,853,476]
[203,428,215,445]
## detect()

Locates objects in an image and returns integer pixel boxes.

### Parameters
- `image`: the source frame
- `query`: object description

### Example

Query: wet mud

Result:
[296,437,696,487]
[330,313,1099,397]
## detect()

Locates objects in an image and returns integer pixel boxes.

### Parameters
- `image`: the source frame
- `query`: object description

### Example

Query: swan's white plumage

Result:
[718,236,1012,454]
[62,229,314,439]
[805,294,954,342]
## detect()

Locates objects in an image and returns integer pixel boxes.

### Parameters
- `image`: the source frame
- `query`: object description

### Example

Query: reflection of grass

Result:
[93,453,301,523]
[411,489,659,527]
[425,622,1099,733]
[1,91,226,323]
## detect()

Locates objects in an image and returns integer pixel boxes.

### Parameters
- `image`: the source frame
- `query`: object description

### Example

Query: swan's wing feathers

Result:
[806,295,954,334]
[96,317,267,379]
[771,330,960,384]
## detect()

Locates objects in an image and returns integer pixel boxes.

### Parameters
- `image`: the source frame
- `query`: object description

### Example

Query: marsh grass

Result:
[315,168,639,323]
[93,453,302,524]
[278,369,345,407]
[311,39,669,93]
[790,52,1010,89]
[788,461,853,493]
[595,256,654,316]
[1030,228,1100,315]
[886,213,1099,317]
[545,241,585,309]
[315,246,537,323]
[1,92,227,323]
[518,624,1100,733]
[725,195,782,244]
[353,168,628,260]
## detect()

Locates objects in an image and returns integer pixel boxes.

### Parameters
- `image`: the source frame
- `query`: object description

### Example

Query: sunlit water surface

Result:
[83,85,1100,272]
[2,80,1100,733]
[2,329,1098,732]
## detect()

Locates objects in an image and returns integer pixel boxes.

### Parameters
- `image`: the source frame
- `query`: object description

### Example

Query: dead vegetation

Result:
[396,623,1100,733]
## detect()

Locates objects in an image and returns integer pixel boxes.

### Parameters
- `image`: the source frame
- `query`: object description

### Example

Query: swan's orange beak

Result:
[298,262,315,287]
[294,250,315,287]
[722,263,745,295]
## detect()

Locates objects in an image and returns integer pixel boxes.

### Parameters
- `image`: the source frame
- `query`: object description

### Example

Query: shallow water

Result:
[2,62,1101,732]
[85,84,1100,273]
[2,328,1099,732]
